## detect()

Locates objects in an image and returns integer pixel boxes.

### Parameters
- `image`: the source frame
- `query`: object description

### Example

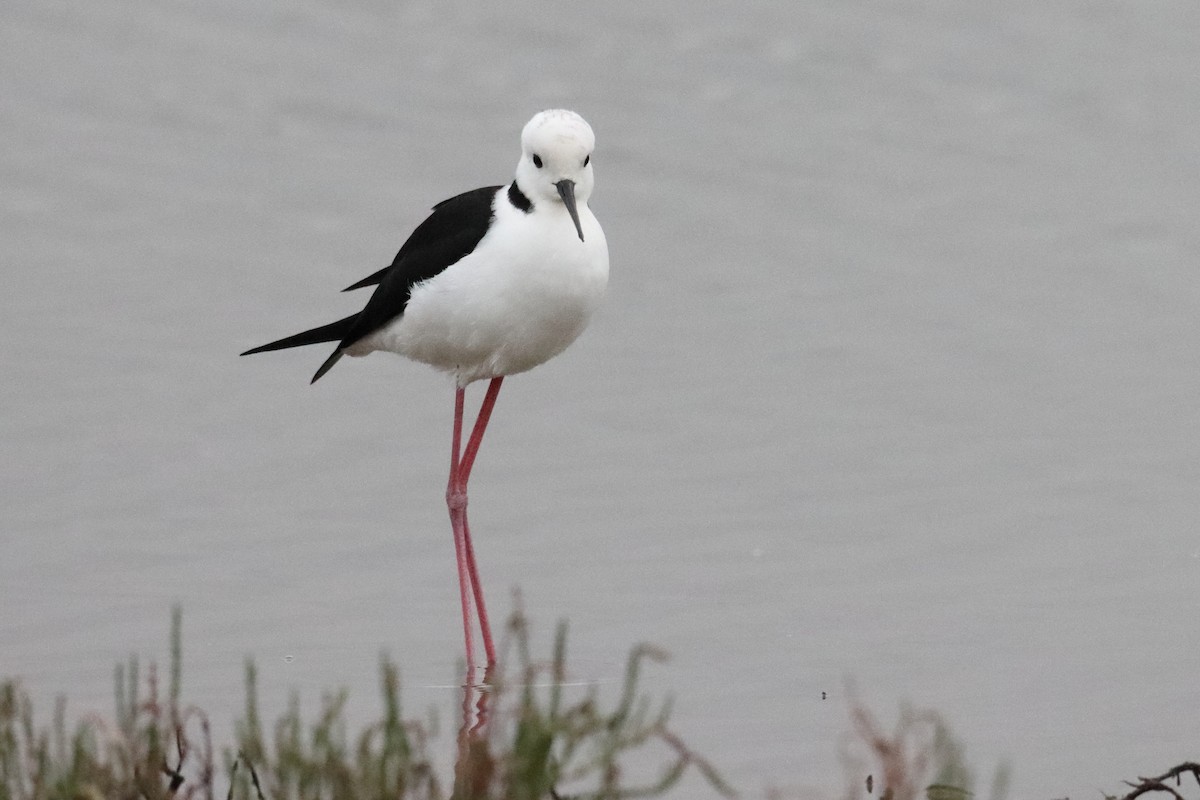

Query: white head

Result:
[513,109,596,241]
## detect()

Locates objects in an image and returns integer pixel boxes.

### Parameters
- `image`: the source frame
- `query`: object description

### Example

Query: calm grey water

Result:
[3,0,1199,796]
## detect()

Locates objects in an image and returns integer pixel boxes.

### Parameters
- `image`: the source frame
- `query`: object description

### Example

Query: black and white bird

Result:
[241,110,609,667]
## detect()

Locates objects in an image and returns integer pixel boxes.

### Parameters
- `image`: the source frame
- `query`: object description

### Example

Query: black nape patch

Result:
[507,181,533,213]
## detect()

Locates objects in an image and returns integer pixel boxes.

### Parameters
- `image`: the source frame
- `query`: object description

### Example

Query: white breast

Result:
[355,190,609,386]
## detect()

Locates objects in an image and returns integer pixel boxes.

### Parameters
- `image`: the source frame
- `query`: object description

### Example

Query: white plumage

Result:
[353,110,607,385]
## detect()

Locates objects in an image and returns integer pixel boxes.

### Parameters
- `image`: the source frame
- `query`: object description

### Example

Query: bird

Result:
[241,109,609,668]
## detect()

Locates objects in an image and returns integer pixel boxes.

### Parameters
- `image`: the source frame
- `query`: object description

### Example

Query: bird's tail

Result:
[240,314,357,356]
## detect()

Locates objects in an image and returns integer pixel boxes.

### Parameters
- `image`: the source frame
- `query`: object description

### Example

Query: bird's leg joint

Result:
[446,488,468,511]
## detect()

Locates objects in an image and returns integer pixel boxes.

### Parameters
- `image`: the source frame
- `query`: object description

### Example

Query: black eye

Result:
[532,154,543,168]
[583,154,590,167]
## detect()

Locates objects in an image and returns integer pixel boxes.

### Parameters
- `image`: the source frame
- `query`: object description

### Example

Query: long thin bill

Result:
[555,179,585,242]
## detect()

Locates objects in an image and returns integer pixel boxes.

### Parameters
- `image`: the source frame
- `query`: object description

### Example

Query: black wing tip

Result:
[239,315,359,359]
[310,349,343,383]
[241,343,340,382]
[343,264,392,292]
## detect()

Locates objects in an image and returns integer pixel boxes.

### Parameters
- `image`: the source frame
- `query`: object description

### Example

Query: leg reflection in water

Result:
[453,664,496,796]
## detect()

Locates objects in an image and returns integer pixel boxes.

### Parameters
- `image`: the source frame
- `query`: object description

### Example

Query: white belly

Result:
[353,199,608,386]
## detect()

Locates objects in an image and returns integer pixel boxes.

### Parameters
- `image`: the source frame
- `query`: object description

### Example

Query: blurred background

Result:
[3,0,1198,796]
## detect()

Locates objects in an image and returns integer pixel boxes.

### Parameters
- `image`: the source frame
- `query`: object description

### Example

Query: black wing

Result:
[341,186,502,292]
[335,185,500,354]
[246,185,501,384]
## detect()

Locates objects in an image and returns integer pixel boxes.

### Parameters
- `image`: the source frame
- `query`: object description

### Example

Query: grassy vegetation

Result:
[0,607,730,800]
[838,695,1008,800]
[2,608,1191,800]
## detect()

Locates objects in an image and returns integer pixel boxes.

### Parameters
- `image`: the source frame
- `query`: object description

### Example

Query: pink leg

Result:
[460,377,504,485]
[447,387,477,667]
[459,377,503,664]
[446,377,504,667]
[460,512,493,663]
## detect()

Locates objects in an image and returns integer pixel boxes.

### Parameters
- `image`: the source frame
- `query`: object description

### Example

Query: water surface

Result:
[2,1,1198,796]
